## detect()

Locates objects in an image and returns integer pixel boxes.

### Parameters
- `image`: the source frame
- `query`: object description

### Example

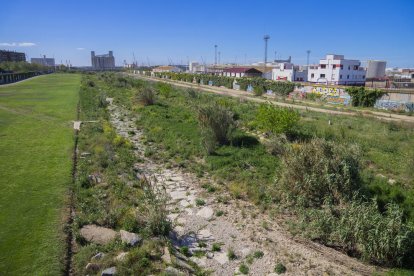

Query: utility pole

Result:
[306,50,311,67]
[218,51,221,65]
[214,45,218,66]
[263,35,270,76]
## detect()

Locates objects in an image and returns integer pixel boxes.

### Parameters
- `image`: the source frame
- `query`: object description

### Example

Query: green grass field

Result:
[0,74,80,275]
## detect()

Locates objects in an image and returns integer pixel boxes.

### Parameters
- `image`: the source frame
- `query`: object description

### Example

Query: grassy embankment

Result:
[99,73,414,271]
[0,74,80,275]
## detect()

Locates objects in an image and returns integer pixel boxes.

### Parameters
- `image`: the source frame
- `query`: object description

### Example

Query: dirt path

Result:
[107,100,382,275]
[129,74,414,124]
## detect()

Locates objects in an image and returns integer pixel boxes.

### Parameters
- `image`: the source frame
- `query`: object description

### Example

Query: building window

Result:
[347,75,349,79]
[340,75,342,79]
[333,64,336,69]
[320,74,326,78]
[320,64,326,69]
[353,65,359,70]
[362,75,365,79]
[311,73,314,78]
[340,65,343,69]
[348,66,351,70]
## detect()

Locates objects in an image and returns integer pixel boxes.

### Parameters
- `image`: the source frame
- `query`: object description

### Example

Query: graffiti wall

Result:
[295,85,351,105]
[374,100,414,112]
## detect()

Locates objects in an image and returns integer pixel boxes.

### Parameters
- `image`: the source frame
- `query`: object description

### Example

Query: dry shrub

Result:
[136,86,156,106]
[198,103,235,154]
[278,138,361,207]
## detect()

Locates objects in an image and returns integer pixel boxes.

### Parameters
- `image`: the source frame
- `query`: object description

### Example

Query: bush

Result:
[239,263,249,274]
[265,134,288,156]
[198,103,235,154]
[299,200,414,267]
[274,263,286,274]
[157,83,173,98]
[278,139,361,207]
[227,248,237,260]
[255,104,300,135]
[253,85,265,96]
[138,176,171,236]
[336,200,414,266]
[212,243,221,252]
[136,86,156,106]
[346,86,386,107]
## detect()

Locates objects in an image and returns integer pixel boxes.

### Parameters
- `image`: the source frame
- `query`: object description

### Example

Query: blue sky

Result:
[0,0,413,67]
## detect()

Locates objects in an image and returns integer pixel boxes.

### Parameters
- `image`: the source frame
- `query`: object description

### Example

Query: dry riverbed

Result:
[108,99,380,275]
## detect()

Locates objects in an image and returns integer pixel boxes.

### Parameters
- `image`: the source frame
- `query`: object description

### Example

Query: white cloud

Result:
[0,42,36,47]
[76,47,85,50]
[18,42,36,47]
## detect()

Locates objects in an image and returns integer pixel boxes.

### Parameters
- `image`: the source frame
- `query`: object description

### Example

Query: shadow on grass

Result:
[231,134,259,148]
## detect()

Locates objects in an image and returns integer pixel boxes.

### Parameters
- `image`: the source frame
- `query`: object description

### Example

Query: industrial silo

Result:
[366,60,386,79]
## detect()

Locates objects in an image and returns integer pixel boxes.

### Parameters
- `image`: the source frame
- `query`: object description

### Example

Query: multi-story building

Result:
[272,63,308,82]
[31,55,55,67]
[366,60,386,79]
[308,54,366,85]
[91,51,115,70]
[0,50,26,62]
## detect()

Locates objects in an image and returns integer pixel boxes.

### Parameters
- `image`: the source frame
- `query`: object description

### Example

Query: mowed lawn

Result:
[0,74,80,275]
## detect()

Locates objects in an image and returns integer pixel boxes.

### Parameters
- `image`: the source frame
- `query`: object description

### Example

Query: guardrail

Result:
[0,71,52,85]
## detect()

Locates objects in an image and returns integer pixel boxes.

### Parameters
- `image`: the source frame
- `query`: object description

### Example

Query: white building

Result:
[152,65,182,73]
[31,55,55,67]
[308,54,366,85]
[188,61,206,73]
[272,63,308,82]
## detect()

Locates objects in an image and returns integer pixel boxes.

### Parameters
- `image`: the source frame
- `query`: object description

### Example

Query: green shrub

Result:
[298,200,414,267]
[136,86,156,106]
[157,83,172,98]
[195,198,206,206]
[239,263,249,274]
[278,139,361,207]
[212,243,221,252]
[346,86,386,107]
[274,263,286,274]
[253,250,264,258]
[253,85,265,96]
[227,248,237,260]
[138,177,171,236]
[180,246,191,257]
[255,104,300,135]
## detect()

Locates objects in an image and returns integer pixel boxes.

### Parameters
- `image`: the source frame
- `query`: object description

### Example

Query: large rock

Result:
[120,230,141,246]
[196,207,213,219]
[115,252,128,261]
[80,225,117,245]
[101,266,116,276]
[85,263,100,273]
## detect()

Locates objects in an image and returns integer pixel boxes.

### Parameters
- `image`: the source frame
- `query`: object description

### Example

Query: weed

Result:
[239,263,249,274]
[212,243,221,252]
[227,248,237,260]
[215,210,224,217]
[195,198,206,206]
[274,263,286,274]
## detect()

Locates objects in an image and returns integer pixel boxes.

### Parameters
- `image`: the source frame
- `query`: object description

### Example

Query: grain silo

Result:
[366,60,386,79]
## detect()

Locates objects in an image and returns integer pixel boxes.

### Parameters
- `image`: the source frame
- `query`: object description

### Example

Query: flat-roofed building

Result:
[0,50,26,62]
[31,55,55,67]
[308,54,366,85]
[91,51,115,70]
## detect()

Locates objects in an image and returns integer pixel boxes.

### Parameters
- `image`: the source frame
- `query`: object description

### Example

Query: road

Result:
[128,73,414,124]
